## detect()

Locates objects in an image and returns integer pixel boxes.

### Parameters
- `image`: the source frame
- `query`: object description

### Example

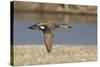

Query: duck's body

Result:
[28,22,71,53]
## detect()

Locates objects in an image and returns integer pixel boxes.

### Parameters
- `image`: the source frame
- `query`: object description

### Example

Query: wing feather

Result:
[43,32,54,53]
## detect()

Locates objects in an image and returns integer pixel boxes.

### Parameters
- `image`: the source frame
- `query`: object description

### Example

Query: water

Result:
[13,15,97,45]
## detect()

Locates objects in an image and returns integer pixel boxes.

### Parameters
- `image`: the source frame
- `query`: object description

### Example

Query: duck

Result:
[28,22,72,53]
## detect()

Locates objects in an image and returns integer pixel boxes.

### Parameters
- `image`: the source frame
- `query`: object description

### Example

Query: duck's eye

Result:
[40,26,45,29]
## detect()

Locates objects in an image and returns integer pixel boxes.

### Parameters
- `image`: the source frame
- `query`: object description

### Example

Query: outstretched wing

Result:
[43,32,54,53]
[28,23,47,30]
[36,23,47,26]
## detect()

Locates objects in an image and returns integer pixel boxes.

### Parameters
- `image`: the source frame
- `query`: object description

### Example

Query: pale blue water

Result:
[14,18,97,45]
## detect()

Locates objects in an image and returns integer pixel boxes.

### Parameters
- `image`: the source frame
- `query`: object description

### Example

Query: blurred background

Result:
[13,1,97,45]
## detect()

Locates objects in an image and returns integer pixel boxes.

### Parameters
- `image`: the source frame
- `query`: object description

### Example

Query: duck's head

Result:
[58,23,72,28]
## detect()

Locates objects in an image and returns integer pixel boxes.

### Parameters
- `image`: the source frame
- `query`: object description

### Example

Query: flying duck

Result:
[28,22,72,53]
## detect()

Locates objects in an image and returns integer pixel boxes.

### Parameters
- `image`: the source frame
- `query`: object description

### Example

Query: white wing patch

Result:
[40,26,45,29]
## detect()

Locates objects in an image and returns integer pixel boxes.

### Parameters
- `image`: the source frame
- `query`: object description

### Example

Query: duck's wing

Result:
[43,32,54,53]
[36,23,47,26]
[28,23,47,30]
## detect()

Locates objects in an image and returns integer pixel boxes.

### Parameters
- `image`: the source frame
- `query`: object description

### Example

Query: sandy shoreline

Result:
[11,44,97,66]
